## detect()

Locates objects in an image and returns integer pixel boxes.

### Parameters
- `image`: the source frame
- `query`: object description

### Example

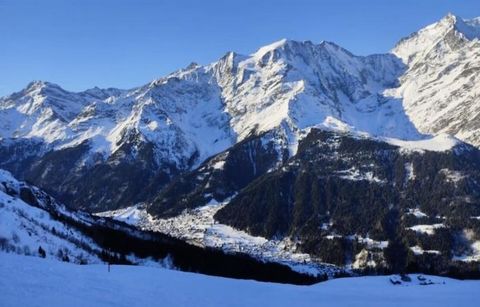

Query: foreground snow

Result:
[1,253,478,307]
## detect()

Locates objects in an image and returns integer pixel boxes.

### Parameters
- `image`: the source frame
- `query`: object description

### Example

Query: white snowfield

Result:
[0,253,478,307]
[383,134,461,153]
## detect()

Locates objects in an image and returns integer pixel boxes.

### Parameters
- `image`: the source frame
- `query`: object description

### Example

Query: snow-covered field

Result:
[1,253,479,307]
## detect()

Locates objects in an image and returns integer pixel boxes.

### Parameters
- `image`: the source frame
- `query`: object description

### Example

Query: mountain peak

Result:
[392,14,480,64]
[441,12,458,24]
[185,62,200,70]
[252,38,291,57]
[436,13,479,37]
[250,39,354,66]
[25,80,56,92]
[253,38,327,56]
[20,81,72,100]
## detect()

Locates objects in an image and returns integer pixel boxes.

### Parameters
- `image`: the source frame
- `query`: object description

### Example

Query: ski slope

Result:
[0,253,478,307]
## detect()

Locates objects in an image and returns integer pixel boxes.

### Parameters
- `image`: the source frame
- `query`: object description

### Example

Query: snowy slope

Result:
[0,169,102,263]
[1,253,479,307]
[382,133,462,152]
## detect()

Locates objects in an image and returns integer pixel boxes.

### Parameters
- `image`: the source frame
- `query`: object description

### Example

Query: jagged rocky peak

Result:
[3,80,110,111]
[0,80,89,127]
[212,37,411,145]
[24,80,55,92]
[393,13,480,65]
[248,38,405,91]
[251,38,349,57]
[389,14,480,148]
[251,38,305,61]
[185,61,200,70]
[250,38,353,68]
[5,80,65,102]
[447,13,480,40]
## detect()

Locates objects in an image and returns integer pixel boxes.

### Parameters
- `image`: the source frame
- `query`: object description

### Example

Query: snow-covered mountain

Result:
[0,38,419,165]
[2,14,479,161]
[2,13,480,277]
[2,15,479,166]
[391,13,480,147]
[0,37,423,211]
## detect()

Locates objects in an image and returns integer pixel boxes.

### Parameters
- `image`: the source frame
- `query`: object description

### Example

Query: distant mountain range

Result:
[1,14,480,276]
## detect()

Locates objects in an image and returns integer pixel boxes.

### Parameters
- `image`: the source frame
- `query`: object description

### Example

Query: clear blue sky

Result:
[1,0,479,96]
